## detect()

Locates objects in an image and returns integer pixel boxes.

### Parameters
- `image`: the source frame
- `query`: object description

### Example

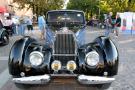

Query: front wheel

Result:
[96,83,111,89]
[15,83,32,89]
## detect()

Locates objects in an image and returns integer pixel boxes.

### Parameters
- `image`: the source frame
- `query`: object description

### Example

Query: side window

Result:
[0,20,3,29]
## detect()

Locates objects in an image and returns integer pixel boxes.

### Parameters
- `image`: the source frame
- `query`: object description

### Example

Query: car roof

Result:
[47,10,84,13]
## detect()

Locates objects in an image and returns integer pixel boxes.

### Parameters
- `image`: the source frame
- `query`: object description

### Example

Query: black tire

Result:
[96,83,111,89]
[15,83,32,89]
[15,83,47,89]
[1,32,9,45]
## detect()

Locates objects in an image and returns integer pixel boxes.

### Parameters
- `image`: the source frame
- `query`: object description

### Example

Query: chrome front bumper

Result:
[13,74,115,84]
[78,75,115,84]
[13,75,50,84]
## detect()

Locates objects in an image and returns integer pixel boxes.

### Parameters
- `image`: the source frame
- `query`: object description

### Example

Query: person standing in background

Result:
[26,16,33,34]
[114,14,121,36]
[3,17,13,27]
[18,16,25,36]
[3,16,13,36]
[105,12,113,37]
[38,14,46,39]
[12,16,19,35]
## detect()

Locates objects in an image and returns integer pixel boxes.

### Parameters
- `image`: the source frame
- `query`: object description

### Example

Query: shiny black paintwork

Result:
[9,36,119,77]
[8,10,119,77]
[78,36,119,76]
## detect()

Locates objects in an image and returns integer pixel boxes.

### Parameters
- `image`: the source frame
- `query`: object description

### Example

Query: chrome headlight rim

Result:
[29,51,44,66]
[66,60,77,71]
[85,51,100,67]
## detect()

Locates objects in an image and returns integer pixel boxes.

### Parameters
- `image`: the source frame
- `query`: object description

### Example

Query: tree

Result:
[67,0,99,20]
[67,0,135,20]
[13,0,64,15]
[100,0,135,14]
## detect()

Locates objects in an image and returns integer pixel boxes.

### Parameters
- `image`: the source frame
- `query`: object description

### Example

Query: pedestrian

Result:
[18,16,25,36]
[3,16,13,36]
[114,14,121,36]
[105,12,113,37]
[12,16,19,35]
[38,14,46,39]
[26,16,33,34]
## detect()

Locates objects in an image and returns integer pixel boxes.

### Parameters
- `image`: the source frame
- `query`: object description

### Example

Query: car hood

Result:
[45,27,86,48]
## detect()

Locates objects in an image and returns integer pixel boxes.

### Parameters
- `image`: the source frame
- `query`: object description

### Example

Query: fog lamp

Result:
[51,60,61,71]
[67,61,77,71]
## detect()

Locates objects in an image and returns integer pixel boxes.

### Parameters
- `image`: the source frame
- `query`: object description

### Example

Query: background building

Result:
[0,0,32,17]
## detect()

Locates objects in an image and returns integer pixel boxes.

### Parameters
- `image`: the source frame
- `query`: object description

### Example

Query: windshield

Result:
[47,11,84,23]
[46,11,85,31]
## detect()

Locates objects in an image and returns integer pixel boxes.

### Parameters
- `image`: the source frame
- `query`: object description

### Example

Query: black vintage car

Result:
[8,10,119,87]
[0,19,9,45]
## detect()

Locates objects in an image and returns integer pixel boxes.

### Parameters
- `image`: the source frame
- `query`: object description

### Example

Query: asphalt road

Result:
[0,27,135,90]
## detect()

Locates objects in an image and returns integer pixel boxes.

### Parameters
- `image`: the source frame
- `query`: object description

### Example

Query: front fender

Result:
[94,36,118,62]
[78,43,105,75]
[94,36,119,75]
[22,43,51,76]
[8,36,36,76]
[78,36,119,76]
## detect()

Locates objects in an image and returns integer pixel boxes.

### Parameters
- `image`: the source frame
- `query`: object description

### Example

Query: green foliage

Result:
[100,0,135,14]
[67,0,99,20]
[67,0,135,20]
[13,0,64,15]
[13,0,135,20]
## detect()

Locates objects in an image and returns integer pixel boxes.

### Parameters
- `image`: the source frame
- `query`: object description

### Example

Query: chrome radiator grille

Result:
[54,34,76,54]
[53,33,76,64]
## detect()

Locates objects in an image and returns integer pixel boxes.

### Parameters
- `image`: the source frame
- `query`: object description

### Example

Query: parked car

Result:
[0,19,9,45]
[8,10,119,88]
[87,19,99,27]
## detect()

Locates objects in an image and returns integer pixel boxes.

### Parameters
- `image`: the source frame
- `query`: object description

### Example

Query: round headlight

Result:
[67,61,77,71]
[51,60,61,71]
[29,51,44,66]
[85,51,99,66]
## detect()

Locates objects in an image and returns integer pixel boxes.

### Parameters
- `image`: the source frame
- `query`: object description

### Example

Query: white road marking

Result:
[0,68,11,89]
[0,57,8,60]
[119,39,135,44]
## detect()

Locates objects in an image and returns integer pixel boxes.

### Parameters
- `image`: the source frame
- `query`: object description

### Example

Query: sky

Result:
[63,0,69,9]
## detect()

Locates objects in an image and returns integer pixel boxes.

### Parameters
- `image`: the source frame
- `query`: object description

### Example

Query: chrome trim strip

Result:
[78,75,115,84]
[53,30,78,55]
[13,75,50,84]
[53,54,77,56]
[51,74,77,77]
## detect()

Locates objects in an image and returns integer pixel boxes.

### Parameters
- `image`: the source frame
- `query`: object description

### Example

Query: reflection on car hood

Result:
[55,27,75,35]
[45,26,86,48]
